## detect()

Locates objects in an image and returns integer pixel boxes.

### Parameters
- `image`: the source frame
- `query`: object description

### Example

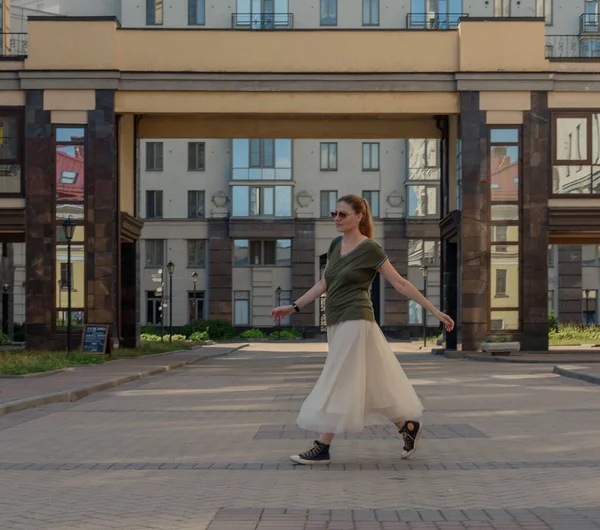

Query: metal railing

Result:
[0,33,28,57]
[406,12,468,30]
[580,13,600,33]
[231,13,294,30]
[545,35,600,59]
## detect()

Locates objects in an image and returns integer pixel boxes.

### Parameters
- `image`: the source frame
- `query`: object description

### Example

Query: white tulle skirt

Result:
[296,319,424,434]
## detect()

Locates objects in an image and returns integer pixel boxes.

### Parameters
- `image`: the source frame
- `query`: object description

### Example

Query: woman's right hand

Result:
[271,305,295,322]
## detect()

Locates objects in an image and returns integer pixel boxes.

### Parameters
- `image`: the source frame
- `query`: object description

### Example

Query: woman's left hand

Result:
[434,310,455,332]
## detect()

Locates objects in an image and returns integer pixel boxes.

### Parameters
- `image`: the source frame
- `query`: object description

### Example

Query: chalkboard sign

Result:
[79,325,109,354]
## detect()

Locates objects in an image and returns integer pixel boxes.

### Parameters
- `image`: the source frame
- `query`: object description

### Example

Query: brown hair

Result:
[338,194,374,239]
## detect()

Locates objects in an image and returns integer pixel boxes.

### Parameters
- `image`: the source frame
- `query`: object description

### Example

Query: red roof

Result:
[56,145,84,203]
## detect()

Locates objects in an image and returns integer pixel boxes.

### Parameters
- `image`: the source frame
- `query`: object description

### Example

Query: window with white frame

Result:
[146,190,163,219]
[321,0,337,25]
[231,185,292,217]
[146,290,163,324]
[187,190,205,219]
[187,239,206,268]
[494,0,509,16]
[406,138,440,217]
[362,0,379,25]
[146,0,163,25]
[536,0,552,25]
[234,291,250,325]
[362,190,380,218]
[408,239,440,267]
[233,239,291,267]
[188,142,206,171]
[188,0,205,25]
[408,299,423,325]
[145,239,164,268]
[320,142,338,171]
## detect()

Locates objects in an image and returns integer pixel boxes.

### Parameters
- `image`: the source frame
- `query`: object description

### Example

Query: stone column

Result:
[86,90,119,345]
[120,241,139,348]
[383,220,408,331]
[558,246,582,323]
[208,219,232,320]
[291,220,316,328]
[459,92,488,352]
[25,90,54,349]
[521,92,550,350]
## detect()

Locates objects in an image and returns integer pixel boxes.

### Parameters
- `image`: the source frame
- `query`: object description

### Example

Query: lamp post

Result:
[191,272,198,321]
[167,261,174,342]
[62,216,75,357]
[420,264,428,348]
[275,286,282,340]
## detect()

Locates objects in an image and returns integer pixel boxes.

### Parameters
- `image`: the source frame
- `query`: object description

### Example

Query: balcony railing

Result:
[545,35,600,59]
[0,33,28,58]
[406,12,468,30]
[231,13,294,30]
[580,13,600,33]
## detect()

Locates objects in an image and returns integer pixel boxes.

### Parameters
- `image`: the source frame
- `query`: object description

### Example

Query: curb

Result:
[465,354,600,364]
[0,368,71,379]
[0,344,248,417]
[553,365,600,386]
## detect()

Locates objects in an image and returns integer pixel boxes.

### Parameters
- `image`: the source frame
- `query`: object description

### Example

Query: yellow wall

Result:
[55,246,85,308]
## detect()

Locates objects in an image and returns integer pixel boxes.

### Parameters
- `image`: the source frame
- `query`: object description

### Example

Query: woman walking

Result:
[270,194,454,465]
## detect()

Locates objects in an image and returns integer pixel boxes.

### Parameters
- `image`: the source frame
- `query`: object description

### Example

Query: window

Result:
[362,143,380,171]
[494,0,509,16]
[408,240,440,267]
[146,142,163,171]
[146,0,163,25]
[582,245,600,266]
[321,0,337,25]
[362,190,380,218]
[145,239,164,268]
[146,290,163,325]
[188,142,206,171]
[59,171,77,184]
[187,240,206,268]
[60,263,73,290]
[146,190,163,219]
[234,239,292,267]
[234,291,250,325]
[188,0,205,25]
[408,0,463,29]
[320,190,338,218]
[320,142,338,171]
[407,139,441,218]
[277,289,293,325]
[188,190,205,219]
[495,269,507,296]
[231,185,292,217]
[408,299,423,325]
[583,289,598,325]
[232,139,292,180]
[188,291,205,322]
[362,0,379,25]
[0,116,19,162]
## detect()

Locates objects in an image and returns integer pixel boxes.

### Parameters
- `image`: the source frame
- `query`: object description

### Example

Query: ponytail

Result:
[338,194,374,239]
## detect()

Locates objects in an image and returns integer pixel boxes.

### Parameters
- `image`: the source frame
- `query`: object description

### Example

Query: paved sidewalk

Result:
[1,343,599,529]
[0,344,247,416]
[553,363,600,386]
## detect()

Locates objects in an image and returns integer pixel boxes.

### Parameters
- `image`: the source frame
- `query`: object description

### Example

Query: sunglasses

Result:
[330,211,354,219]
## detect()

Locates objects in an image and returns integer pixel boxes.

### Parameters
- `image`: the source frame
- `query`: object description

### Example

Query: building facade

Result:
[0,1,599,350]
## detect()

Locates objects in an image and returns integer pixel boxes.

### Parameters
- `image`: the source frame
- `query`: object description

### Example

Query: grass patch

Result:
[0,341,194,376]
[549,324,600,347]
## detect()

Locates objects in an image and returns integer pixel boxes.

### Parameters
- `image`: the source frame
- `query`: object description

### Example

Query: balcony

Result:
[406,12,468,30]
[0,33,28,58]
[545,35,600,59]
[580,13,600,33]
[231,13,294,30]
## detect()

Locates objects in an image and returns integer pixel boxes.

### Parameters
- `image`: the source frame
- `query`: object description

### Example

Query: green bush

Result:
[269,329,302,339]
[189,331,209,342]
[182,319,236,340]
[141,333,163,342]
[13,323,25,342]
[0,332,9,345]
[549,324,600,343]
[548,311,559,333]
[240,329,267,339]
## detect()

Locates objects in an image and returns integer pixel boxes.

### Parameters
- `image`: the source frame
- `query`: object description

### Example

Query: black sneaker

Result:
[290,440,331,465]
[399,420,423,460]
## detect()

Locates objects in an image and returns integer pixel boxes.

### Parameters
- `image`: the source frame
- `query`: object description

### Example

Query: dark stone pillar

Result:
[86,90,119,345]
[291,220,316,328]
[521,92,550,350]
[459,92,488,352]
[443,240,459,350]
[558,245,582,323]
[208,219,232,321]
[120,241,139,348]
[25,90,54,349]
[383,220,408,331]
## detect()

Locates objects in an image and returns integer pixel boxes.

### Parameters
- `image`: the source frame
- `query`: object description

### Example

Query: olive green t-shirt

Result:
[324,236,388,327]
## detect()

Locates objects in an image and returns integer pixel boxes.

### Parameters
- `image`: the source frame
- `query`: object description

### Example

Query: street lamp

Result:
[191,272,198,322]
[62,216,75,357]
[275,286,282,340]
[167,260,175,342]
[420,264,428,348]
